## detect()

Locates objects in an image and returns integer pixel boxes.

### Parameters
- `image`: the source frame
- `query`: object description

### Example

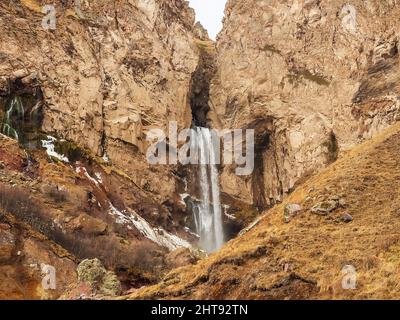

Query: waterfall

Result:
[1,96,24,141]
[193,127,224,253]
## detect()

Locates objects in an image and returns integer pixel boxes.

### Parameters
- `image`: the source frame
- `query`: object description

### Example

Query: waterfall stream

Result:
[192,127,224,253]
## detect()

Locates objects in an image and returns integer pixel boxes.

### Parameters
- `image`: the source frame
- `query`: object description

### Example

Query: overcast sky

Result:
[188,0,227,40]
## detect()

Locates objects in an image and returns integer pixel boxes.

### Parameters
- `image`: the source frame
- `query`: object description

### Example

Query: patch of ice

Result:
[76,166,100,186]
[102,153,109,162]
[225,213,237,221]
[41,136,69,163]
[184,227,200,239]
[108,203,191,251]
[95,172,103,184]
[179,193,190,205]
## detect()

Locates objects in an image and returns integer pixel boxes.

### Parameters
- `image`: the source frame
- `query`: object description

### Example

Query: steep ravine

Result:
[1,0,400,301]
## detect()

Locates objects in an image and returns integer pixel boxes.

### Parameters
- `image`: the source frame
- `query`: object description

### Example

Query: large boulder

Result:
[76,258,121,297]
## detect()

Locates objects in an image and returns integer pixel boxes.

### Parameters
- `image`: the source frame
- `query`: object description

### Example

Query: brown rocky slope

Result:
[128,122,400,300]
[0,0,198,204]
[0,0,203,299]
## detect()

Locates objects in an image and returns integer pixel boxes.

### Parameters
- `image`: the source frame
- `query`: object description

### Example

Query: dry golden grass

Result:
[194,39,215,52]
[126,123,400,300]
[20,0,42,13]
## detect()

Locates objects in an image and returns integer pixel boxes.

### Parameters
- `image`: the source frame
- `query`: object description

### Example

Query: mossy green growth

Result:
[54,139,85,162]
[100,271,122,296]
[76,258,122,296]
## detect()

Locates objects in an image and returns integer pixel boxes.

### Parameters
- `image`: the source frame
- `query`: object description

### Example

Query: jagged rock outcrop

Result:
[0,0,199,203]
[209,0,400,209]
[193,22,210,41]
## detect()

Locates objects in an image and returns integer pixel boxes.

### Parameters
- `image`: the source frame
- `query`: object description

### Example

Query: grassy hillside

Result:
[127,122,400,300]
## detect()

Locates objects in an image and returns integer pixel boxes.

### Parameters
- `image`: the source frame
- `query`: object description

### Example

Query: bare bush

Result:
[46,185,68,203]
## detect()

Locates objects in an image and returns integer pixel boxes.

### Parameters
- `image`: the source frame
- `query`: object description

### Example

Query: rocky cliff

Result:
[209,0,400,210]
[0,0,202,299]
[2,0,400,301]
[0,0,198,203]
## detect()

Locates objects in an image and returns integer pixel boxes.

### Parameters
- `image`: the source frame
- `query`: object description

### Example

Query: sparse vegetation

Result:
[323,131,339,164]
[46,185,69,203]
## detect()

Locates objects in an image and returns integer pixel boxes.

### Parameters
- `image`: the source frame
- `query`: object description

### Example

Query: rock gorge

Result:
[0,0,400,300]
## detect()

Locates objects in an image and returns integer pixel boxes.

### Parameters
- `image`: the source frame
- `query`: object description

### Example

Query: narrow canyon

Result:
[1,0,400,300]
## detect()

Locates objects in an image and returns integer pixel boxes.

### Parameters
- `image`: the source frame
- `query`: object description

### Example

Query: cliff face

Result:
[0,0,198,203]
[209,0,400,209]
[0,0,201,299]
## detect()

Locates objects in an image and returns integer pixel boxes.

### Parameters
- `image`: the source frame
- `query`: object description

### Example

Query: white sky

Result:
[188,0,227,40]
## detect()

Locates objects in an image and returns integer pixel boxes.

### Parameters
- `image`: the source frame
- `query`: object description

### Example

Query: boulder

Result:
[342,213,354,223]
[284,204,302,223]
[76,258,121,297]
[311,200,339,216]
[77,258,107,286]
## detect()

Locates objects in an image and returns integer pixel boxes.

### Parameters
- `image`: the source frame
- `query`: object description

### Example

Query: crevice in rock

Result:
[249,118,275,211]
[189,39,216,127]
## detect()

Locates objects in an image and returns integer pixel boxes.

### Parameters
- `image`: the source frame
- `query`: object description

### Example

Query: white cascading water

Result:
[193,127,224,253]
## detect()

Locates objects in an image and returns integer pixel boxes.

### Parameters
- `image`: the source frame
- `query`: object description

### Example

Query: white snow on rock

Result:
[179,193,190,205]
[76,166,101,186]
[225,212,237,221]
[95,172,103,184]
[108,203,191,251]
[184,227,200,239]
[41,136,69,163]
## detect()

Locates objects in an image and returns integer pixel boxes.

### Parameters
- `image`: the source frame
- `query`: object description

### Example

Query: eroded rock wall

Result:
[210,0,400,208]
[0,0,199,202]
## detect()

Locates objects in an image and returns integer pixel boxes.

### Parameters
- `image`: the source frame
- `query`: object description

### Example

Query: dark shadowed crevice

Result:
[252,132,270,211]
[248,118,275,211]
[189,40,216,127]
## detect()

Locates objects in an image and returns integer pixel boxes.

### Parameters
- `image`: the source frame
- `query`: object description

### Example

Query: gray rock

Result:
[77,258,106,286]
[284,204,302,223]
[76,258,122,296]
[311,200,339,215]
[342,213,353,223]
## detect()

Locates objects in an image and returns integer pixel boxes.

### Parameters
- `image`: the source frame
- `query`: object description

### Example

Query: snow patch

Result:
[76,166,100,186]
[95,172,103,184]
[41,136,69,163]
[184,227,200,239]
[179,193,190,205]
[225,213,237,221]
[108,203,191,251]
